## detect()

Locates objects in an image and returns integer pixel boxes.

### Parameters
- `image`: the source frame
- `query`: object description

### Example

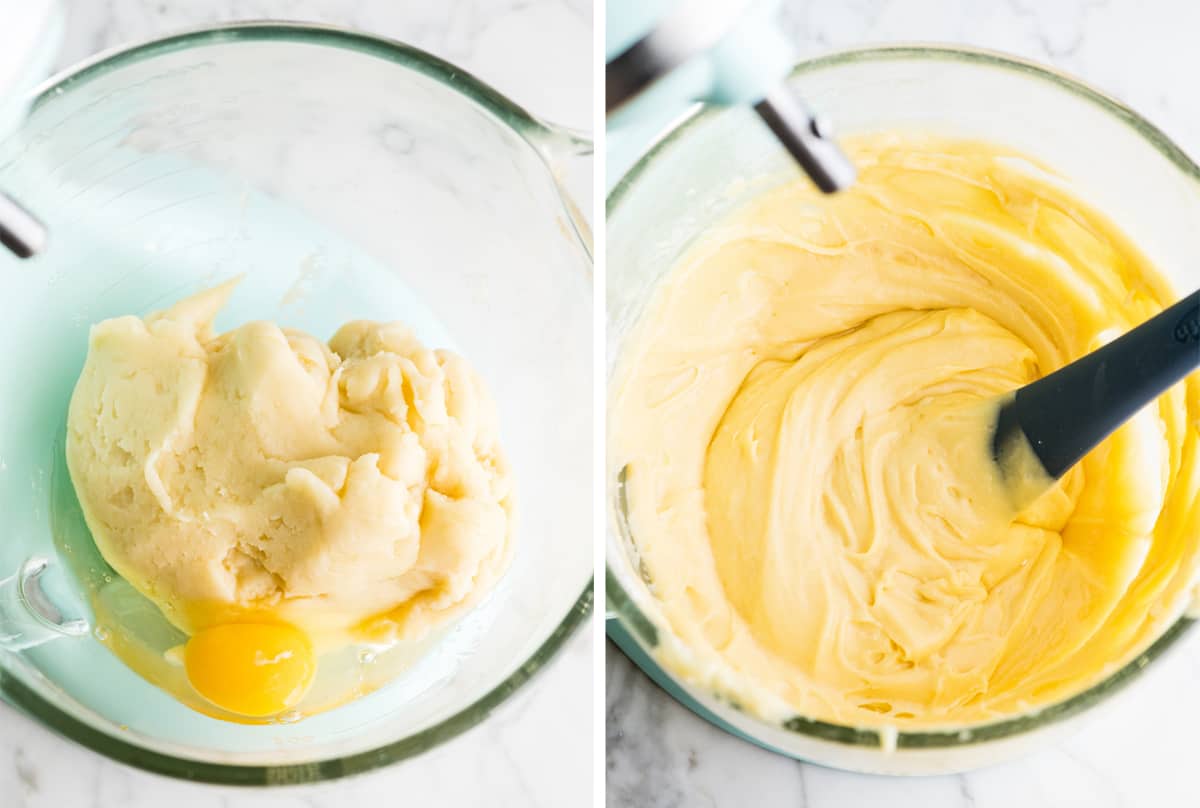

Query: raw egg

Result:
[183,623,316,717]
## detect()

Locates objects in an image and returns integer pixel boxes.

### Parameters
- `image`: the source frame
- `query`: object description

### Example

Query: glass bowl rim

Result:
[0,21,594,786]
[606,42,1200,752]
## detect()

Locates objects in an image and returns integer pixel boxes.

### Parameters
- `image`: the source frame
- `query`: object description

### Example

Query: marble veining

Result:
[608,1,1200,807]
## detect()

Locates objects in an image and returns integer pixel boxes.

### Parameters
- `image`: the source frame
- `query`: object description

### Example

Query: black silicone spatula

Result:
[992,289,1199,500]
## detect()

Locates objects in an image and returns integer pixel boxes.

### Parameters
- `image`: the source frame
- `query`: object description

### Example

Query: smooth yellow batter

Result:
[611,135,1200,728]
[67,280,514,717]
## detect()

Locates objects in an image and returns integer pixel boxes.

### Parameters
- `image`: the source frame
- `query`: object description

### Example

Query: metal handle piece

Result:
[755,85,857,194]
[0,190,48,259]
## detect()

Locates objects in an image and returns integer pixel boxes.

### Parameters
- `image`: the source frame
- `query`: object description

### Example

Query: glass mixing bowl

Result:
[607,45,1200,775]
[0,23,592,784]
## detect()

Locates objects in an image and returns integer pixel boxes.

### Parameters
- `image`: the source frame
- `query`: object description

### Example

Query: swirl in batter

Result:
[611,135,1200,727]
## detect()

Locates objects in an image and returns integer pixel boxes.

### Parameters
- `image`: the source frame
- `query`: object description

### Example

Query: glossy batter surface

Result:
[611,135,1200,727]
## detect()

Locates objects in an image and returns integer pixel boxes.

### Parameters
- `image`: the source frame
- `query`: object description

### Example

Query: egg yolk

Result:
[183,623,315,717]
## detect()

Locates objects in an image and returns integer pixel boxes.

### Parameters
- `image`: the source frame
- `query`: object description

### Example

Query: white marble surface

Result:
[0,2,593,807]
[606,1,1200,807]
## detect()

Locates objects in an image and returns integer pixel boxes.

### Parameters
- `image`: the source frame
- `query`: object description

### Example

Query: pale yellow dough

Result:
[611,135,1200,728]
[67,281,514,647]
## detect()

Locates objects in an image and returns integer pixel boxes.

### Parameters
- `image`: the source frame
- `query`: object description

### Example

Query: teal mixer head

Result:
[606,0,855,192]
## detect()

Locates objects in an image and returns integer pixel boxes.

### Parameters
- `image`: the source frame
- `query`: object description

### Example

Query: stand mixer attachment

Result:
[606,0,855,193]
[0,192,47,259]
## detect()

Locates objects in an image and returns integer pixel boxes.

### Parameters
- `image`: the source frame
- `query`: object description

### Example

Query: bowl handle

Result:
[0,556,88,651]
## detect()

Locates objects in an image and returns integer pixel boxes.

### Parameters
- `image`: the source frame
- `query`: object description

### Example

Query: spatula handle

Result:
[1004,289,1199,479]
